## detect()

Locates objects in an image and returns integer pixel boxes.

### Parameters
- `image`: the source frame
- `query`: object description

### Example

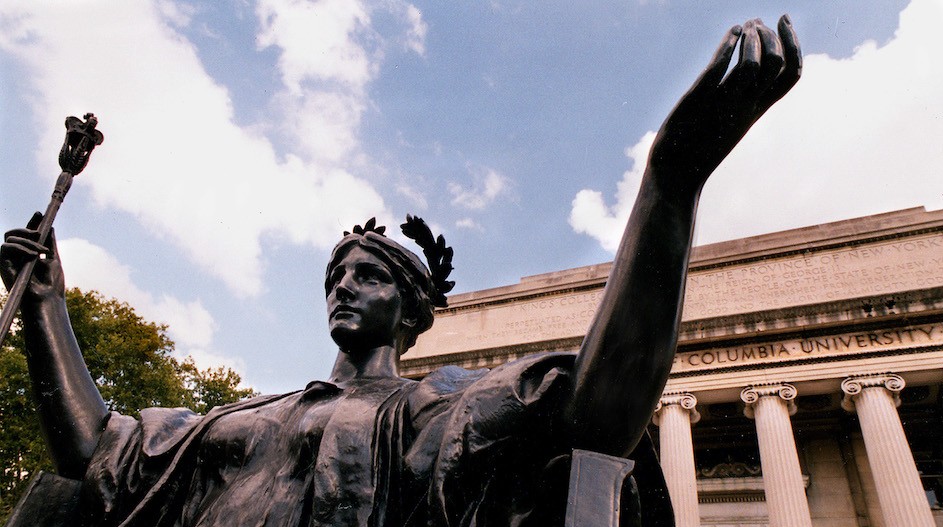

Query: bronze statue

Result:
[1,17,800,526]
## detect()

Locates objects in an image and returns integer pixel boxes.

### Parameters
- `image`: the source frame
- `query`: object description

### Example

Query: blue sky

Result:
[1,0,940,394]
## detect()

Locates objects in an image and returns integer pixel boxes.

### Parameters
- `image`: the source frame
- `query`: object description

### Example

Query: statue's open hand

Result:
[1,212,65,301]
[648,16,801,194]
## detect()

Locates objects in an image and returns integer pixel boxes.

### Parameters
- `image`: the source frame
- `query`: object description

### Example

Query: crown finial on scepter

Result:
[59,113,104,176]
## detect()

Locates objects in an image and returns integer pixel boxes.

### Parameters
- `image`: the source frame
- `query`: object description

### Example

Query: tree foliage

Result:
[0,325,48,519]
[0,288,255,520]
[179,358,255,415]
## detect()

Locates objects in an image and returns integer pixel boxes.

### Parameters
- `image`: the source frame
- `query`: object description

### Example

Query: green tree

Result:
[0,288,255,520]
[179,358,256,415]
[0,325,50,518]
[66,288,191,415]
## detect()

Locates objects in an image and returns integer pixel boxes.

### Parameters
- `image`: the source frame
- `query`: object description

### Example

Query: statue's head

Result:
[325,217,453,354]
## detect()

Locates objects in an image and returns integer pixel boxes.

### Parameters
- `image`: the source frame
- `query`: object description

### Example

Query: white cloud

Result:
[403,4,428,55]
[257,0,427,164]
[1,239,225,366]
[455,217,482,230]
[570,0,943,250]
[56,237,247,375]
[57,238,216,349]
[569,132,655,251]
[396,184,429,210]
[155,0,195,27]
[275,90,368,165]
[0,0,426,297]
[449,167,511,210]
[256,0,371,165]
[257,0,375,93]
[184,347,249,379]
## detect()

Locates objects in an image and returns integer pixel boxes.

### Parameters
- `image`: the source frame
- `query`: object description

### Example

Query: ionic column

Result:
[741,383,812,527]
[653,392,701,527]
[841,374,935,527]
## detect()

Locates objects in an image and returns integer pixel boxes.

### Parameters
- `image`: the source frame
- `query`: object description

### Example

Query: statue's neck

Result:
[329,345,399,383]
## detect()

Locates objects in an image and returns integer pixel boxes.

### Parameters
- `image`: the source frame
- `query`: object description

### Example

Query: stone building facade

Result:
[401,207,943,527]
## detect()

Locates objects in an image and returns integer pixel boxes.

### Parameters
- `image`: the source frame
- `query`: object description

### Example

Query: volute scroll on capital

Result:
[840,373,905,412]
[653,391,700,425]
[740,383,798,419]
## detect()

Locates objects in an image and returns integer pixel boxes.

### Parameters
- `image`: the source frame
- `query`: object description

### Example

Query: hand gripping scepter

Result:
[0,114,104,346]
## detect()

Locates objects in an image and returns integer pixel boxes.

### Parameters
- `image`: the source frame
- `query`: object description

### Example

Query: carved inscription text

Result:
[682,233,943,319]
[672,322,943,373]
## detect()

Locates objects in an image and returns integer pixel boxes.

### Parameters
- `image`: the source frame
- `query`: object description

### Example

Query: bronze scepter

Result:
[0,114,103,346]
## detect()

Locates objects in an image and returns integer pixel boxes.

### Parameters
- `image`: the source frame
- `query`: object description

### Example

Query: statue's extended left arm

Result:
[565,17,802,456]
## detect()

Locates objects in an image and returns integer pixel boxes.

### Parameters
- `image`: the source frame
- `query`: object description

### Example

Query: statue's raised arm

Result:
[565,17,801,456]
[0,214,108,479]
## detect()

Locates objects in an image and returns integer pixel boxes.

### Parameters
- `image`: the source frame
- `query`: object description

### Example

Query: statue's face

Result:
[326,245,404,351]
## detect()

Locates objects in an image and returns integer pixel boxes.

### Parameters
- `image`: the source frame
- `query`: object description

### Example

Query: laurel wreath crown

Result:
[344,216,454,307]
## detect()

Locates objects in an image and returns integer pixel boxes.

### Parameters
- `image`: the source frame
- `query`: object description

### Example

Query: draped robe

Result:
[80,353,672,526]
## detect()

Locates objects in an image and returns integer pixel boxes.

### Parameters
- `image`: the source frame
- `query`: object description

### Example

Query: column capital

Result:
[653,391,700,425]
[841,373,905,412]
[740,383,797,419]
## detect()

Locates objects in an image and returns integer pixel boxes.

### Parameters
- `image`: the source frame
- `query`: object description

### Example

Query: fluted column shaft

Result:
[741,383,812,527]
[842,374,934,527]
[653,392,700,527]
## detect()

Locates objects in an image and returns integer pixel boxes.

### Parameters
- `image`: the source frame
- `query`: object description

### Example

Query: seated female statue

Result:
[0,17,800,527]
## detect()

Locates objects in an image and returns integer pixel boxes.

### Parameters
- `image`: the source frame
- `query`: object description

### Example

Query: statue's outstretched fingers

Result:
[691,25,743,94]
[756,21,785,92]
[760,15,802,110]
[723,19,761,99]
[779,14,802,78]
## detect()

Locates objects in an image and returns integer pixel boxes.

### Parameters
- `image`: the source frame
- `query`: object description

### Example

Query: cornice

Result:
[440,208,943,312]
[678,287,943,344]
[689,222,943,272]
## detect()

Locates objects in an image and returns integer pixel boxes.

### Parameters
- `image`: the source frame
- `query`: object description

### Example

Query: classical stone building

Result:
[401,207,943,527]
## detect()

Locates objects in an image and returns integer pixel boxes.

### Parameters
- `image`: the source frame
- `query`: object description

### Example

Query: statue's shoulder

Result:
[411,352,576,415]
[421,351,575,392]
[496,350,576,372]
[418,364,488,396]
